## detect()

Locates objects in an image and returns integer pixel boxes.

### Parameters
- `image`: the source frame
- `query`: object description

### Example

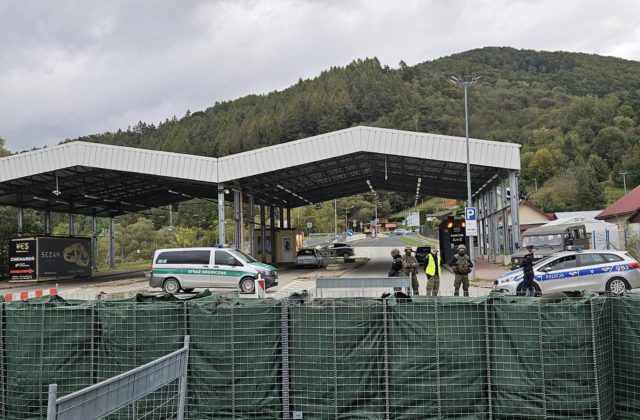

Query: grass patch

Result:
[604,186,625,205]
[398,235,438,247]
[96,260,149,272]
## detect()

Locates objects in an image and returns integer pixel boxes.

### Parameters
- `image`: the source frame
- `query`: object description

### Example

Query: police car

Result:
[493,250,640,295]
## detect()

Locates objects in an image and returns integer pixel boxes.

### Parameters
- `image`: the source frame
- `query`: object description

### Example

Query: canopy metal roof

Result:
[0,126,520,216]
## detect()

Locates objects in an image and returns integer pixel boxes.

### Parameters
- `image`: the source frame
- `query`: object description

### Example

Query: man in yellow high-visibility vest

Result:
[424,247,441,296]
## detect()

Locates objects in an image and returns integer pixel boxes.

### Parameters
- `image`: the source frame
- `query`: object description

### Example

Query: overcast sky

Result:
[1,0,639,152]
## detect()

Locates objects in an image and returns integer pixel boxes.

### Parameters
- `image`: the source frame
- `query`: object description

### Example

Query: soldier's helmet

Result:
[391,249,400,257]
[457,244,466,251]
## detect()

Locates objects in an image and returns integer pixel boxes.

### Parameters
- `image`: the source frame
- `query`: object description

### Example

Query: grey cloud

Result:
[1,0,639,151]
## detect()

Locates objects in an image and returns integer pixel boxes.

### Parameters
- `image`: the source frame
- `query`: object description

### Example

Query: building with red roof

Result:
[596,185,640,229]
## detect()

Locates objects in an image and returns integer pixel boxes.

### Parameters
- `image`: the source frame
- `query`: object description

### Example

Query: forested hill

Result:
[75,46,640,211]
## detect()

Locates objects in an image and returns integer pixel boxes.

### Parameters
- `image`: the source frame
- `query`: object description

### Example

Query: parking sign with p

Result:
[465,207,478,236]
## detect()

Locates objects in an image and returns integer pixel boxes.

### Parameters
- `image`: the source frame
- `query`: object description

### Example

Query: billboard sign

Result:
[38,237,92,278]
[407,212,421,227]
[9,239,37,281]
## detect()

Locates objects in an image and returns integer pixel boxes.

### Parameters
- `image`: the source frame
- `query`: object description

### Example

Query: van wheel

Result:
[342,252,350,261]
[163,278,181,294]
[606,277,629,295]
[239,277,255,294]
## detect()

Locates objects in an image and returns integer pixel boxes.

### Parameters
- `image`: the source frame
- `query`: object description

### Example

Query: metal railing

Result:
[315,276,412,297]
[46,335,190,420]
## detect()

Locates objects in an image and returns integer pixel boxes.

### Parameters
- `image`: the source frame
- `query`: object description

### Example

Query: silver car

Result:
[493,250,640,295]
[295,248,324,268]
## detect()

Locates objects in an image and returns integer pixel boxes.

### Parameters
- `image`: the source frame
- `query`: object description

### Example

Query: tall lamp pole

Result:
[451,75,481,279]
[620,171,629,195]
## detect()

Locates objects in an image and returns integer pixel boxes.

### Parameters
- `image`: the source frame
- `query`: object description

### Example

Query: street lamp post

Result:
[451,75,481,279]
[620,171,629,195]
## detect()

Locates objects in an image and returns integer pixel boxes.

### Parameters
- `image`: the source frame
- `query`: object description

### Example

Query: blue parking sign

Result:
[465,207,476,221]
[465,207,478,236]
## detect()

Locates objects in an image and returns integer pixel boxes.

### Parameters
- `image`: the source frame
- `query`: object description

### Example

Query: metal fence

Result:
[1,291,639,419]
[47,336,189,420]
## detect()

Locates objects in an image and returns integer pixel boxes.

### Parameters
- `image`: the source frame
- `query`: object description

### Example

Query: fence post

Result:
[177,335,190,420]
[382,299,390,420]
[46,384,57,420]
[281,298,291,420]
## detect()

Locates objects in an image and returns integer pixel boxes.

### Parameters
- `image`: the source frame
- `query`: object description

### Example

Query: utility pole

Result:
[620,171,629,195]
[533,178,538,193]
[451,74,481,279]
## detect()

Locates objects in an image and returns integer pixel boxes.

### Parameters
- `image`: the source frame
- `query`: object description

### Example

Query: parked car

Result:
[295,248,324,268]
[320,242,355,261]
[149,247,278,294]
[415,246,432,264]
[494,250,640,296]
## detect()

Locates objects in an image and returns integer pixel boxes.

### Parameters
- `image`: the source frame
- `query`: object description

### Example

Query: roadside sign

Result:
[347,230,353,237]
[465,207,478,236]
[306,221,313,229]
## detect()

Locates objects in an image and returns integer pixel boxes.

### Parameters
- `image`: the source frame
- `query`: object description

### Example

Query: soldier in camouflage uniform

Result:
[401,245,420,295]
[449,244,473,296]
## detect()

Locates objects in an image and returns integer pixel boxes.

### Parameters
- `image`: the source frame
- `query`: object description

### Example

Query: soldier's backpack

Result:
[456,255,471,274]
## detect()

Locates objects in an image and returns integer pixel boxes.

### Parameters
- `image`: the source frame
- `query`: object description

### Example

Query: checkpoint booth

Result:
[254,228,304,266]
[9,236,92,282]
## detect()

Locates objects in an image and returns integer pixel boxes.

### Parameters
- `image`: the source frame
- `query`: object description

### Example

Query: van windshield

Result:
[232,249,258,263]
[522,234,563,247]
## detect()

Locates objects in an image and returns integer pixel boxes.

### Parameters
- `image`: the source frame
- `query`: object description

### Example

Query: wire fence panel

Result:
[187,295,282,419]
[4,297,95,420]
[611,294,640,419]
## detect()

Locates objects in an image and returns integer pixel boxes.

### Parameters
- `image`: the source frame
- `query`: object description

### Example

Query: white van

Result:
[149,247,278,294]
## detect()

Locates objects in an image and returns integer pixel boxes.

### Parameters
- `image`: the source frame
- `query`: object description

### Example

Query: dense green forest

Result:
[3,46,640,267]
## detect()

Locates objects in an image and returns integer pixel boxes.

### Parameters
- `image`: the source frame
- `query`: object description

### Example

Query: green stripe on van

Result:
[153,268,255,277]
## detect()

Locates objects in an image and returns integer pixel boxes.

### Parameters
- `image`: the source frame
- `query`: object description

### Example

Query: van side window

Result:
[182,250,211,265]
[156,251,183,264]
[215,251,239,266]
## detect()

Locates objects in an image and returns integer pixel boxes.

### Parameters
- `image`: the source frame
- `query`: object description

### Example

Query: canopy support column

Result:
[270,205,277,265]
[92,213,98,271]
[248,194,255,257]
[109,217,116,269]
[509,171,521,250]
[260,204,266,263]
[218,185,226,245]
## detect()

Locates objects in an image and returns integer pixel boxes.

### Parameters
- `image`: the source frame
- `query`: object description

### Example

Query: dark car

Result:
[321,242,355,261]
[415,246,432,264]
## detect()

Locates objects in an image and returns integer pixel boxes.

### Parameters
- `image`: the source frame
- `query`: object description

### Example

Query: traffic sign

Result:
[306,221,313,229]
[465,207,478,236]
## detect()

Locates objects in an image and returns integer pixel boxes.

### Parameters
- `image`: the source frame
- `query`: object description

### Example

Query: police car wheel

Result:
[342,252,350,261]
[240,277,255,294]
[163,278,181,294]
[516,282,541,296]
[606,277,629,295]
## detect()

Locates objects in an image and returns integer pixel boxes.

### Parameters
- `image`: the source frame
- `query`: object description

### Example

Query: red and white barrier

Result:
[255,275,266,299]
[3,287,58,302]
